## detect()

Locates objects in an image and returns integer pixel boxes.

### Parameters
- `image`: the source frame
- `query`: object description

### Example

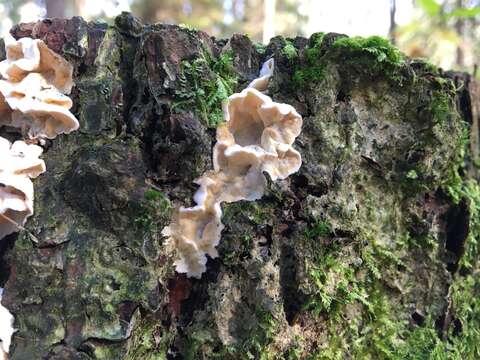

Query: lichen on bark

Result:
[0,12,479,359]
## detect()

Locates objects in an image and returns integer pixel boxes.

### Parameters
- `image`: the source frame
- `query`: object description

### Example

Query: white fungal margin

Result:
[0,35,78,140]
[0,36,79,356]
[163,58,303,278]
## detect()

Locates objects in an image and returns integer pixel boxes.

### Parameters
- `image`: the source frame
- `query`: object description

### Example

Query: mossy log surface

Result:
[1,13,480,360]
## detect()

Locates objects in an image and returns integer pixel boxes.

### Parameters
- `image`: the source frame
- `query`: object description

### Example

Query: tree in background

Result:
[390,0,397,44]
[0,0,306,42]
[395,0,480,71]
[1,0,480,70]
[131,0,305,41]
[0,0,27,24]
[45,0,65,18]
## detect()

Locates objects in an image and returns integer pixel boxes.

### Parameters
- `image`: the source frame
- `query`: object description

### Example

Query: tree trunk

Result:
[455,0,465,68]
[1,13,480,359]
[389,0,397,44]
[263,0,276,43]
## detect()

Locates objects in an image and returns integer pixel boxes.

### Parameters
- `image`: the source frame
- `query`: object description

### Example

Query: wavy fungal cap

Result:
[0,36,73,93]
[163,58,303,278]
[0,37,78,356]
[0,137,45,240]
[0,36,78,139]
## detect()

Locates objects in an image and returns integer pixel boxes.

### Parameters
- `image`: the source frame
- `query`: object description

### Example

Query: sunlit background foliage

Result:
[1,0,480,72]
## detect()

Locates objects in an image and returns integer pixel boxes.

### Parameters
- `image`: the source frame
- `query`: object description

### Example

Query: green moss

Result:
[397,84,463,195]
[396,320,449,360]
[192,310,277,360]
[178,23,197,33]
[443,118,479,270]
[449,273,480,357]
[430,91,455,125]
[126,318,173,359]
[293,34,405,88]
[282,40,298,62]
[331,35,404,76]
[223,201,272,225]
[134,188,171,233]
[305,284,407,359]
[398,231,438,252]
[410,58,440,75]
[447,179,480,270]
[293,32,326,87]
[406,169,418,180]
[173,49,238,128]
[390,108,480,359]
[302,220,378,319]
[184,328,217,360]
[304,219,332,239]
[304,247,369,317]
[286,337,304,360]
[254,42,267,55]
[89,343,128,360]
[300,211,446,359]
[238,310,277,360]
[394,272,480,359]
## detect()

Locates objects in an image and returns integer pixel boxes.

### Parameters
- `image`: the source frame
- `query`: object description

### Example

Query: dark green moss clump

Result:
[292,34,405,88]
[126,316,174,360]
[282,40,298,62]
[173,50,238,128]
[304,218,332,239]
[293,32,326,87]
[135,188,171,233]
[331,35,403,74]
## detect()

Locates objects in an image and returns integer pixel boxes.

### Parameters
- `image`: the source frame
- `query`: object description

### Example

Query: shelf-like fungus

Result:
[0,137,45,359]
[0,36,79,357]
[163,59,303,278]
[0,36,78,140]
[0,36,73,93]
[0,137,45,239]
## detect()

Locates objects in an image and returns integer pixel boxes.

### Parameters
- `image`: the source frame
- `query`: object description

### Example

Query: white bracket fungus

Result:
[0,137,45,239]
[0,36,78,139]
[0,36,79,357]
[0,36,73,94]
[163,58,303,278]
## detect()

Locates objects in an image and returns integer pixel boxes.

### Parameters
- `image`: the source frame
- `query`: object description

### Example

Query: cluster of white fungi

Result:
[0,36,79,359]
[162,59,303,278]
[0,33,304,358]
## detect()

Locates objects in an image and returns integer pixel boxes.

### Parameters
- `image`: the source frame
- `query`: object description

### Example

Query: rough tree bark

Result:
[0,13,479,360]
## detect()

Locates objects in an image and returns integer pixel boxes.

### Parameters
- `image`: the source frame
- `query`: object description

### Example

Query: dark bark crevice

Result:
[444,199,469,273]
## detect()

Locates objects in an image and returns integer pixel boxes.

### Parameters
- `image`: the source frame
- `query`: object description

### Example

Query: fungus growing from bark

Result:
[0,37,78,356]
[0,36,78,139]
[0,36,73,93]
[0,137,45,239]
[247,57,274,91]
[0,137,45,359]
[163,59,303,278]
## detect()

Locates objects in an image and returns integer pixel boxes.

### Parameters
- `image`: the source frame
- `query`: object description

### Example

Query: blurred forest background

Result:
[1,0,480,73]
